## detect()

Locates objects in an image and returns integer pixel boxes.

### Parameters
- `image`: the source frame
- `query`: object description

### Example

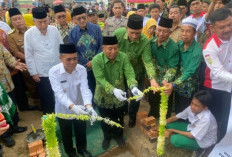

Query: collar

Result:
[77,22,89,32]
[104,52,120,64]
[179,39,197,52]
[60,63,77,74]
[123,32,140,43]
[152,37,170,49]
[172,22,181,31]
[15,27,28,34]
[192,11,205,18]
[56,23,73,29]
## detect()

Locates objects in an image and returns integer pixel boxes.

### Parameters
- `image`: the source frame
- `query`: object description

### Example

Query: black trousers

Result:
[11,72,29,111]
[98,106,124,140]
[36,77,54,114]
[125,78,144,121]
[87,70,96,108]
[174,92,192,114]
[204,87,231,141]
[57,118,87,157]
[148,91,173,119]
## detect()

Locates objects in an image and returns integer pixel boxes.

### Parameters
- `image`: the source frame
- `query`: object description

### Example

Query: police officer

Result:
[104,0,127,35]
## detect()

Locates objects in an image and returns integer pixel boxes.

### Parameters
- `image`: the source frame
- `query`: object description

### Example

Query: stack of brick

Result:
[136,112,159,143]
[28,140,46,157]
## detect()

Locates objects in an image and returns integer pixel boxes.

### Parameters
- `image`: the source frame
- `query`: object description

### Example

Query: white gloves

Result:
[71,105,88,115]
[113,88,127,102]
[131,87,143,101]
[86,107,98,125]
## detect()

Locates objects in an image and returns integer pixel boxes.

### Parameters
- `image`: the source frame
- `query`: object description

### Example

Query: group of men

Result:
[0,0,231,156]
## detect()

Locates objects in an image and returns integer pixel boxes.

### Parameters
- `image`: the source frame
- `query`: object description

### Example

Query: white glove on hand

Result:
[86,107,98,125]
[72,105,88,115]
[131,87,143,101]
[113,88,127,102]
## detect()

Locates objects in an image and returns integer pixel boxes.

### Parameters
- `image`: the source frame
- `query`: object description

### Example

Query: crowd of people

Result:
[0,0,232,156]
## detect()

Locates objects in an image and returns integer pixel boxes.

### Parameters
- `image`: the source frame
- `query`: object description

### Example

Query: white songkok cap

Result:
[182,18,198,29]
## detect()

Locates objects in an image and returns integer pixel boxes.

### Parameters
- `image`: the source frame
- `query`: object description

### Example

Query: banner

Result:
[209,94,232,157]
[18,0,34,13]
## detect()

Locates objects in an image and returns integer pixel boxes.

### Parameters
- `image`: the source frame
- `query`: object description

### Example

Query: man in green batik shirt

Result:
[113,14,157,128]
[149,17,179,119]
[92,36,143,150]
[169,18,202,114]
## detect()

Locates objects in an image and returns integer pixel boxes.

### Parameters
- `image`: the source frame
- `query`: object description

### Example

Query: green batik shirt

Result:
[113,27,155,81]
[173,40,202,98]
[150,37,179,85]
[55,23,74,43]
[92,51,138,109]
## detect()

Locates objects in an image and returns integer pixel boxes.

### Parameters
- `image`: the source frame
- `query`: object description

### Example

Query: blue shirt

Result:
[68,22,103,67]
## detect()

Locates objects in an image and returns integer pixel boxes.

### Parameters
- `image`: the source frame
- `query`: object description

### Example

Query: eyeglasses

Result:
[65,57,77,62]
[75,16,87,21]
[57,15,66,19]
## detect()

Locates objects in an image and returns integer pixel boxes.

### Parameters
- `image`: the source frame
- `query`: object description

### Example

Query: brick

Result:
[165,130,172,138]
[28,140,43,157]
[136,111,148,119]
[29,151,36,157]
[143,123,156,131]
[143,128,150,138]
[150,129,158,138]
[38,152,46,157]
[143,116,156,126]
[36,147,44,155]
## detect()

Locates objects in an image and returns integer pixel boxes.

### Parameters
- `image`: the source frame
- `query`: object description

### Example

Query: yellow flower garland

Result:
[128,86,168,156]
[42,86,168,157]
[42,113,123,157]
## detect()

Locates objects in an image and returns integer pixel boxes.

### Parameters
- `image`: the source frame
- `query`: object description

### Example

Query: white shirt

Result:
[49,63,92,114]
[203,34,232,92]
[24,25,63,77]
[143,16,149,27]
[176,106,218,148]
[0,21,11,33]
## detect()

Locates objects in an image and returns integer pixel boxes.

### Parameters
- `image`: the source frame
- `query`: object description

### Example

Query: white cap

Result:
[182,18,198,29]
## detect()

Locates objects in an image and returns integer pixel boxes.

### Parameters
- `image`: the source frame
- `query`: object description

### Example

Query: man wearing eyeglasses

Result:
[24,7,63,114]
[54,5,74,44]
[68,6,103,108]
[49,44,96,157]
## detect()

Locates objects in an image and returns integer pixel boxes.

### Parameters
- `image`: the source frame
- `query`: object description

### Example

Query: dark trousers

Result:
[204,87,231,141]
[11,72,29,111]
[148,91,173,119]
[36,77,54,114]
[98,106,124,140]
[57,118,87,157]
[125,78,144,121]
[87,70,96,108]
[174,92,192,114]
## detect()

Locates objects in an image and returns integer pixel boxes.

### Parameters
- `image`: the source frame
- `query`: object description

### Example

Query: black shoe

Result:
[78,150,92,157]
[102,138,110,150]
[2,136,15,147]
[13,126,27,133]
[128,119,136,128]
[115,136,125,147]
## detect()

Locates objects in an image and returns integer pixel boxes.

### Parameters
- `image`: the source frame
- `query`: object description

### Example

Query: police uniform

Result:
[104,16,128,36]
